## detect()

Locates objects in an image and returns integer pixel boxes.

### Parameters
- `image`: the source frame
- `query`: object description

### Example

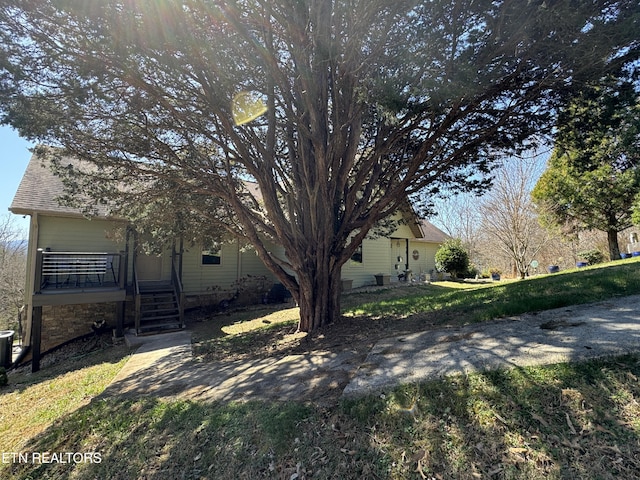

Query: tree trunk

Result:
[607,229,621,261]
[295,262,342,333]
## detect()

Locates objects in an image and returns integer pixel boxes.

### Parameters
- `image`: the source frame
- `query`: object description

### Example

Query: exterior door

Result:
[390,238,408,277]
[136,252,163,281]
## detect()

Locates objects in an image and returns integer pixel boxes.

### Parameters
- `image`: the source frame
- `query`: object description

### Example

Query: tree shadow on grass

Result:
[479,355,640,478]
[5,333,133,392]
[4,355,640,480]
[1,395,385,480]
[342,354,640,479]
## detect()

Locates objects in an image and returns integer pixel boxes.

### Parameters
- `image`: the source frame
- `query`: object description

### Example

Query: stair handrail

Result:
[171,256,185,327]
[133,264,141,333]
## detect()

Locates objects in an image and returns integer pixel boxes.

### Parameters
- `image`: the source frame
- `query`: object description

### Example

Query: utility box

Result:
[0,330,14,368]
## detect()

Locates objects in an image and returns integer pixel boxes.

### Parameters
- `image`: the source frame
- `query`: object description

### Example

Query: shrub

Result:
[578,249,604,265]
[466,264,481,278]
[435,239,470,279]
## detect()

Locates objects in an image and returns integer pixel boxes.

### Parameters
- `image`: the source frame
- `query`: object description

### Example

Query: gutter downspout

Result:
[24,213,39,348]
[10,346,30,370]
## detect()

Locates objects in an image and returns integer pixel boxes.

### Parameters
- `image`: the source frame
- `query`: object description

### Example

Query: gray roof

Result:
[9,152,110,218]
[417,219,450,244]
[10,151,450,243]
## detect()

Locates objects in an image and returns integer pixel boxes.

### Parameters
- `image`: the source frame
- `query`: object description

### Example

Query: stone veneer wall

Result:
[40,302,120,353]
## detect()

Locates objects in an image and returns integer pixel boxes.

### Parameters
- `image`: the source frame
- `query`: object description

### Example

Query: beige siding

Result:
[390,221,416,239]
[342,214,444,286]
[181,241,276,295]
[342,237,391,287]
[37,216,126,252]
[407,240,440,278]
[239,248,274,279]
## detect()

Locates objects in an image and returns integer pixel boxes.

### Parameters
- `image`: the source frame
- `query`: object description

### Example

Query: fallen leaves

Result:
[565,412,577,435]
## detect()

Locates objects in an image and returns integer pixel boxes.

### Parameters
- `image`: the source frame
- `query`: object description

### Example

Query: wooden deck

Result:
[31,287,127,307]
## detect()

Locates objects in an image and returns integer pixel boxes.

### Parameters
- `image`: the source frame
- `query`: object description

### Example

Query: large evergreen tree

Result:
[532,75,640,260]
[1,0,638,332]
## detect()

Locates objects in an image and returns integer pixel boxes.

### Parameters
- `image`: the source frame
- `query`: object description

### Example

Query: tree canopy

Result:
[1,0,639,332]
[532,74,640,260]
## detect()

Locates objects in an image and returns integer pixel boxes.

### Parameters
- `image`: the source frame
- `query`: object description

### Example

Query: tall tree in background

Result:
[1,1,638,332]
[532,75,640,260]
[480,155,550,279]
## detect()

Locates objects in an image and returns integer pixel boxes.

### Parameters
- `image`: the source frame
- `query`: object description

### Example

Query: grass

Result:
[192,258,640,362]
[345,258,640,322]
[2,355,640,479]
[3,258,640,479]
[0,339,132,454]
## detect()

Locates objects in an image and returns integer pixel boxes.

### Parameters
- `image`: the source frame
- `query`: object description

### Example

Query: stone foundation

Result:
[40,302,120,353]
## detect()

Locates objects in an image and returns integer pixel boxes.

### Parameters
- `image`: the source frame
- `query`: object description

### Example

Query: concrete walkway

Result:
[103,295,640,404]
[102,329,361,404]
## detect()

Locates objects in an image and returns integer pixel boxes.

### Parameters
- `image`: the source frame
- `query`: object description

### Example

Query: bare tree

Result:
[0,214,26,330]
[479,153,552,279]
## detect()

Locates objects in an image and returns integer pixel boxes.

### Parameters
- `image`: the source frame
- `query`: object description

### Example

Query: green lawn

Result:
[2,259,640,479]
[345,258,640,322]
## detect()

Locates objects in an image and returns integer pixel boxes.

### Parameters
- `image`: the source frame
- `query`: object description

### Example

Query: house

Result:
[10,152,449,370]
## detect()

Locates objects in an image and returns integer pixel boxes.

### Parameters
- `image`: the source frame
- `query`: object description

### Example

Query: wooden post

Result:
[115,250,127,338]
[118,250,126,289]
[34,248,44,294]
[31,306,42,373]
[31,249,44,372]
[135,294,141,335]
[115,302,125,338]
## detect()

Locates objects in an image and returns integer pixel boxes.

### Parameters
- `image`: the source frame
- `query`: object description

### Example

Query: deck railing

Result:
[34,249,127,293]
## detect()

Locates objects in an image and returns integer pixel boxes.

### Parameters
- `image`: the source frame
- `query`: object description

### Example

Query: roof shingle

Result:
[9,152,109,217]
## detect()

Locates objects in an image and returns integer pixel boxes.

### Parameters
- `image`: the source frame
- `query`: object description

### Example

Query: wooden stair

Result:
[136,282,184,335]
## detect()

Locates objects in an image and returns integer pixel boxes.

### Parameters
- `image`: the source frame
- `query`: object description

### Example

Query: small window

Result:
[351,244,363,264]
[202,249,221,265]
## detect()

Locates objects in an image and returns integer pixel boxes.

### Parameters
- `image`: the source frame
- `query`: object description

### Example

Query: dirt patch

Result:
[185,295,640,404]
[187,305,451,364]
[184,300,484,406]
[10,331,122,375]
[540,320,586,330]
[26,293,640,407]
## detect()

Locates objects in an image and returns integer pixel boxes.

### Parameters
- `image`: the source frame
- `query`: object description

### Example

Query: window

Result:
[350,243,363,264]
[202,248,221,265]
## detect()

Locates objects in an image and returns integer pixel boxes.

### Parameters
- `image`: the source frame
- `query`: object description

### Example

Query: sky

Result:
[1,125,35,234]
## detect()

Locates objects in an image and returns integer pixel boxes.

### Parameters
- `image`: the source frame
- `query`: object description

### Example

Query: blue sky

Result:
[1,125,35,233]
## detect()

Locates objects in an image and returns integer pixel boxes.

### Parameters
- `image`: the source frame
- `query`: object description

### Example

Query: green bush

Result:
[578,249,605,265]
[435,239,470,278]
[466,264,480,278]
